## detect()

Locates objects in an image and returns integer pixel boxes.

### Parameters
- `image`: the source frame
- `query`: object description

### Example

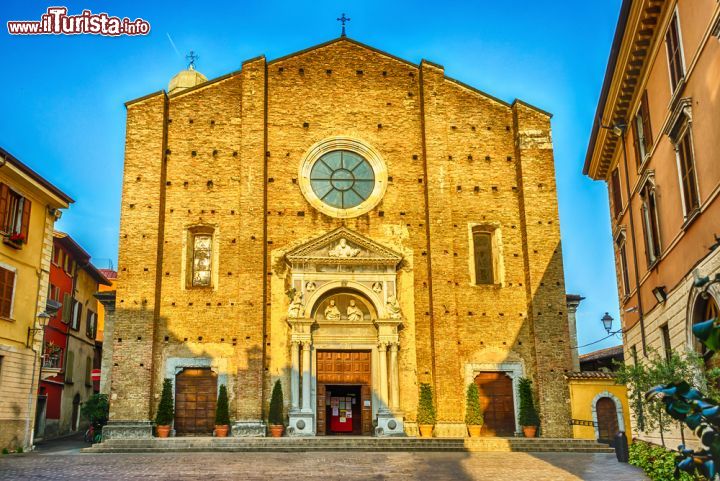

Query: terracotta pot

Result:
[156,425,171,438]
[418,424,434,438]
[467,425,483,438]
[269,425,284,438]
[522,426,537,438]
[215,425,230,437]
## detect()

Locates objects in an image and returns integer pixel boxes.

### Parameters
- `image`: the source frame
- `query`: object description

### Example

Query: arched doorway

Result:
[71,393,81,431]
[692,294,720,371]
[474,372,515,436]
[174,368,217,435]
[596,397,619,445]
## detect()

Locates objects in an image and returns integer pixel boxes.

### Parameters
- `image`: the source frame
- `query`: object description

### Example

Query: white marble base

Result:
[287,411,315,436]
[375,411,405,437]
[232,421,266,437]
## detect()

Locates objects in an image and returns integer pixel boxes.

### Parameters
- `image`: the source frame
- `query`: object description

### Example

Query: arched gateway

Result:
[284,227,405,436]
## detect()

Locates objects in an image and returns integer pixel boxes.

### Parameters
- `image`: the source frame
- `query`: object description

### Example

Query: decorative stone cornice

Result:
[285,226,402,266]
[663,97,693,143]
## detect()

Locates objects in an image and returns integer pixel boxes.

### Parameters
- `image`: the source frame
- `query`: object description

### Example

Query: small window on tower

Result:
[191,232,212,288]
[472,227,494,285]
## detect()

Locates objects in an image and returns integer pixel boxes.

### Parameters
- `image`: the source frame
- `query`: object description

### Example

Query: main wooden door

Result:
[596,397,619,445]
[316,351,372,435]
[474,372,516,436]
[174,368,217,436]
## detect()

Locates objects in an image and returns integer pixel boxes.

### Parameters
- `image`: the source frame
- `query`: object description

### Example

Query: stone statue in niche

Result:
[328,238,360,258]
[287,293,305,319]
[324,299,341,321]
[372,282,382,293]
[346,299,364,322]
[305,281,316,292]
[386,295,402,320]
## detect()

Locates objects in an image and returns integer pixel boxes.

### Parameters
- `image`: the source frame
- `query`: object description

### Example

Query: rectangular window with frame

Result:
[616,233,630,297]
[665,11,685,93]
[611,168,623,218]
[85,309,96,339]
[471,227,494,285]
[660,324,672,361]
[0,266,15,319]
[633,91,653,166]
[191,233,212,287]
[676,129,700,216]
[70,300,82,331]
[0,184,31,244]
[640,184,662,266]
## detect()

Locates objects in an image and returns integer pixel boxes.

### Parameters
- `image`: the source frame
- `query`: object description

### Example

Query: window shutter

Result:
[632,120,642,167]
[66,351,74,382]
[0,184,9,233]
[61,293,72,324]
[20,197,31,243]
[611,169,623,217]
[0,267,14,318]
[641,92,653,148]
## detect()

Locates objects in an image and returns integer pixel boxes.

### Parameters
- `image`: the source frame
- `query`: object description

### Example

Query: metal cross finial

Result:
[337,13,350,37]
[186,50,199,70]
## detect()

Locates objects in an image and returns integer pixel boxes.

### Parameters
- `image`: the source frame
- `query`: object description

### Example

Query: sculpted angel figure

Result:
[328,238,360,258]
[324,299,342,320]
[287,293,305,319]
[346,299,364,322]
[386,295,402,319]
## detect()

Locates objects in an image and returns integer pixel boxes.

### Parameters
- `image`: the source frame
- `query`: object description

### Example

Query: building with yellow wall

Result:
[0,147,72,451]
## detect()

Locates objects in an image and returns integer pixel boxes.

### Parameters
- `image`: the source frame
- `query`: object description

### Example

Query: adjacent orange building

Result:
[584,0,720,445]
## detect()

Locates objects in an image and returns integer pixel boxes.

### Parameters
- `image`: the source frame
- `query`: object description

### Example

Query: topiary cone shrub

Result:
[155,379,174,437]
[268,380,284,437]
[518,377,540,437]
[465,383,484,437]
[215,384,231,437]
[417,383,436,438]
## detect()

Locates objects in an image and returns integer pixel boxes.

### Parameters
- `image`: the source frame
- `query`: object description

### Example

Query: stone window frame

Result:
[637,171,662,268]
[590,391,626,440]
[181,224,219,291]
[467,222,504,287]
[298,136,388,219]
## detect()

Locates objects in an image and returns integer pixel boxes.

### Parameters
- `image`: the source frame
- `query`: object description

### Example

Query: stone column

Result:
[290,341,300,411]
[389,342,400,412]
[566,295,584,372]
[378,342,389,412]
[301,341,312,412]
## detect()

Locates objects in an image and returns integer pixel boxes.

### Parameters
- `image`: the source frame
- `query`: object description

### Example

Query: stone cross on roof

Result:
[337,13,350,37]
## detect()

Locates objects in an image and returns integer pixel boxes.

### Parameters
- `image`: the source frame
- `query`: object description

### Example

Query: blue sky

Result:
[0,0,624,354]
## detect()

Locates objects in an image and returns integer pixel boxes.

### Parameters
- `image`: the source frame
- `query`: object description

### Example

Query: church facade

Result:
[104,37,573,439]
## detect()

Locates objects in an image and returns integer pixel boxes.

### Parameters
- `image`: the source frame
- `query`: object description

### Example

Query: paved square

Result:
[0,450,647,480]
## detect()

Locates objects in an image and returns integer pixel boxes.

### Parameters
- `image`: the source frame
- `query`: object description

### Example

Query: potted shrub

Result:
[518,377,540,438]
[215,384,230,437]
[268,380,284,437]
[465,383,483,437]
[155,378,174,438]
[417,383,436,438]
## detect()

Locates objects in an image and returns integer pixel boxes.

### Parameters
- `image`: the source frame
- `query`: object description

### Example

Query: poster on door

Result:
[329,396,354,432]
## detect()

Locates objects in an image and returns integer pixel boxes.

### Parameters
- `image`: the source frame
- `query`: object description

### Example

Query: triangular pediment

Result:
[286,227,402,266]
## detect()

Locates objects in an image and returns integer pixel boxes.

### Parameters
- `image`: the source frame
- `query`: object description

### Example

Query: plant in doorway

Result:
[417,383,436,438]
[268,380,284,437]
[155,378,174,438]
[465,383,484,437]
[215,384,231,437]
[518,377,540,438]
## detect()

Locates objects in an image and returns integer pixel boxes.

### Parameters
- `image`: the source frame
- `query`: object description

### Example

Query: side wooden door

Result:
[474,372,516,436]
[174,368,217,435]
[317,383,326,436]
[596,397,619,445]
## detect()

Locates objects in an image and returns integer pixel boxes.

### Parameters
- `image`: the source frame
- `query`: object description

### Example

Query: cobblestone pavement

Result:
[0,451,648,480]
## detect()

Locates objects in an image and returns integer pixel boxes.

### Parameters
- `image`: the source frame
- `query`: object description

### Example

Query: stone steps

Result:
[83,437,614,454]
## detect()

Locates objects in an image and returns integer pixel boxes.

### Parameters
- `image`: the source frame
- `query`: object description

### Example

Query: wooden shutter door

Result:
[641,91,653,147]
[317,383,326,436]
[0,184,9,232]
[0,268,14,318]
[20,197,31,242]
[361,384,372,435]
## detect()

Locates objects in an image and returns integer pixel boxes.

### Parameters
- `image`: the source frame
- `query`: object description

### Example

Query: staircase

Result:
[83,437,614,454]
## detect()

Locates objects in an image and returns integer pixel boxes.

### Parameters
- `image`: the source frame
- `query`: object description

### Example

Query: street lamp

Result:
[27,311,51,348]
[601,312,614,335]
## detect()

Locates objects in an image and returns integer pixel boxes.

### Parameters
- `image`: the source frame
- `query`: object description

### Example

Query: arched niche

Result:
[311,287,378,321]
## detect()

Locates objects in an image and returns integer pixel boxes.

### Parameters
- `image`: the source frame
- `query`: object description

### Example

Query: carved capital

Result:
[377,341,388,352]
